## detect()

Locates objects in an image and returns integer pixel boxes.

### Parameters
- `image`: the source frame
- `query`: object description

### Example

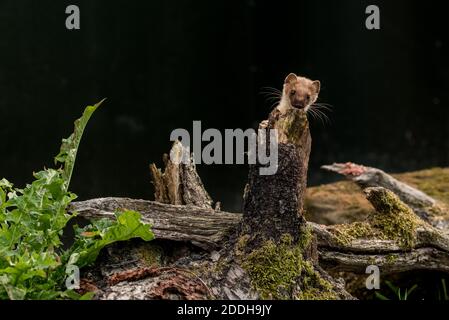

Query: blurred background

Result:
[0,0,448,212]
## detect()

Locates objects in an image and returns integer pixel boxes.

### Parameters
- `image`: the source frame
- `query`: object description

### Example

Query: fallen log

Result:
[321,162,449,229]
[70,113,449,298]
[70,198,239,251]
[71,185,449,279]
[321,162,436,209]
[319,247,449,274]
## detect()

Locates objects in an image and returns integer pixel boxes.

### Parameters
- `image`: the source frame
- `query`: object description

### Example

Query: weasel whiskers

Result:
[308,103,332,125]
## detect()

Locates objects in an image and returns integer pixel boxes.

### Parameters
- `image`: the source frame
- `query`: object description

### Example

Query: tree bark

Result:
[71,188,449,276]
[70,198,238,251]
[242,108,311,245]
[149,140,214,209]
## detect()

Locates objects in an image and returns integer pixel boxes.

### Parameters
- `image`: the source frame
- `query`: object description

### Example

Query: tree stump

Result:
[242,108,311,245]
[207,107,351,300]
[149,140,214,209]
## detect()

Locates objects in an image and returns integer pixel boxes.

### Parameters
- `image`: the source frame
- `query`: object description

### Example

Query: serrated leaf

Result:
[55,99,105,191]
[68,210,154,268]
[0,101,155,300]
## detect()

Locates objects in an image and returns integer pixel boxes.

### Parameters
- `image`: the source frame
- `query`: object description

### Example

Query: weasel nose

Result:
[292,98,305,109]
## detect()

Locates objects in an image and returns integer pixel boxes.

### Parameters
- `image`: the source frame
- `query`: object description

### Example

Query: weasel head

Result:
[280,73,320,112]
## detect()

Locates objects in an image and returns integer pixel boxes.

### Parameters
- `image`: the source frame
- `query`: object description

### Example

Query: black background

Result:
[0,0,448,211]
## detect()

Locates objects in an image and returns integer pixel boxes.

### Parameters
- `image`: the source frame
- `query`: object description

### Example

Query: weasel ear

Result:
[312,80,321,94]
[284,73,297,84]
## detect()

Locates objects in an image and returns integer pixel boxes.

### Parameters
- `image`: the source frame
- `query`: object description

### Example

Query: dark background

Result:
[0,0,448,212]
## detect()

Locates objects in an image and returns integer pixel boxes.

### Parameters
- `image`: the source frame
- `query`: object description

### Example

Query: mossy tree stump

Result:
[232,108,350,299]
[242,108,311,246]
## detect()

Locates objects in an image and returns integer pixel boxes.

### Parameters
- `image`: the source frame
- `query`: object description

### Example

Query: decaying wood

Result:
[311,186,449,275]
[242,108,311,244]
[100,267,210,300]
[70,198,238,250]
[75,108,356,300]
[321,162,449,229]
[72,190,449,276]
[312,222,449,255]
[322,162,434,206]
[305,167,449,226]
[211,106,347,300]
[73,173,449,288]
[319,248,449,274]
[149,140,213,209]
[73,118,449,298]
[75,107,355,299]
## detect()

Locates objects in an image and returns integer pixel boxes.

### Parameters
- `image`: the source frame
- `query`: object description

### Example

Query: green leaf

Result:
[375,292,390,300]
[61,290,82,300]
[68,210,154,268]
[405,284,418,300]
[0,179,13,211]
[55,99,105,191]
[0,101,155,300]
[79,292,96,300]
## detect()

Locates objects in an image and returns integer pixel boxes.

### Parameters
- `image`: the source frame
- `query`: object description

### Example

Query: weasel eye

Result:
[306,94,311,101]
[290,90,296,95]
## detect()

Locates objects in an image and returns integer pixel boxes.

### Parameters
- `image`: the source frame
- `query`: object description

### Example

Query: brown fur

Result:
[277,73,320,114]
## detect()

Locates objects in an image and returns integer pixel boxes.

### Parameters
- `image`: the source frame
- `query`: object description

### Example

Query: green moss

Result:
[241,234,301,299]
[332,222,375,245]
[368,189,421,248]
[332,189,421,249]
[297,287,338,300]
[386,254,397,264]
[241,232,336,300]
[297,261,337,300]
[275,109,308,145]
[298,224,314,249]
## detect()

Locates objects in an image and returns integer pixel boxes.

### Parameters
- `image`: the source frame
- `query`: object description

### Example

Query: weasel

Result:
[276,73,321,114]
